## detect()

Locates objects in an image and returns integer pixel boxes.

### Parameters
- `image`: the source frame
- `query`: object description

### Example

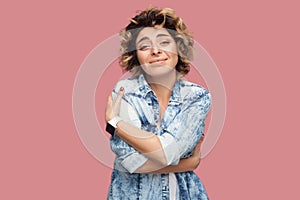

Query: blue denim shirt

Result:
[108,74,211,200]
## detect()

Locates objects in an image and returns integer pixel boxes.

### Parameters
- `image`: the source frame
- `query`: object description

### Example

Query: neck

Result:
[144,71,177,103]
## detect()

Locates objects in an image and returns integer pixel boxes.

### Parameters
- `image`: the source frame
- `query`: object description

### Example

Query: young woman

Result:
[105,7,211,199]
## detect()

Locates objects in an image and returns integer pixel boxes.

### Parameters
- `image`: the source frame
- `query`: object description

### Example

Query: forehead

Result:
[136,27,172,41]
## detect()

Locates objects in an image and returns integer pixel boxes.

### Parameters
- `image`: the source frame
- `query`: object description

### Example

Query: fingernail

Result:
[120,87,124,91]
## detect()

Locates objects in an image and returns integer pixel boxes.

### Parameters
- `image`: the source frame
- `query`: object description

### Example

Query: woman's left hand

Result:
[105,87,124,122]
[190,135,205,170]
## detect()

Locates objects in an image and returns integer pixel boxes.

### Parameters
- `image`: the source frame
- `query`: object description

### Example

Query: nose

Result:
[151,46,161,55]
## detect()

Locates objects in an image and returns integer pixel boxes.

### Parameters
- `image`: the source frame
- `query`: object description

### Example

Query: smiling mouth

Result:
[149,58,168,64]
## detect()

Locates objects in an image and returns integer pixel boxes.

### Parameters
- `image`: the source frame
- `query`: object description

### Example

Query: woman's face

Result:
[136,27,178,77]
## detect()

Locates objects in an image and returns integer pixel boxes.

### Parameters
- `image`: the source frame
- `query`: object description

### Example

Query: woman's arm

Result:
[106,87,211,168]
[135,137,203,174]
[116,121,168,166]
[106,88,168,166]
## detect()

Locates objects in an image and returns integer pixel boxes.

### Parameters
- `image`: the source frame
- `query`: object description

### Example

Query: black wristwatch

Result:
[105,117,122,136]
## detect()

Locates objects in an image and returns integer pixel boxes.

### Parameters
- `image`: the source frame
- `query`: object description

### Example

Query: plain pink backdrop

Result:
[1,0,299,199]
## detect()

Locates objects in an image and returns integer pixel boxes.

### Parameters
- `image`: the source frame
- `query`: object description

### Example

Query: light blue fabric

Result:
[108,74,211,199]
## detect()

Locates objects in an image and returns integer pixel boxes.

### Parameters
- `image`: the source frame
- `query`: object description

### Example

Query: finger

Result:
[199,134,205,144]
[107,94,112,102]
[107,94,113,107]
[114,87,124,105]
[105,94,114,122]
[193,141,201,154]
[195,142,201,151]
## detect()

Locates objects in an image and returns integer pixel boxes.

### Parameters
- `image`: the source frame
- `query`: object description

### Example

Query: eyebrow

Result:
[137,33,171,44]
[136,36,149,45]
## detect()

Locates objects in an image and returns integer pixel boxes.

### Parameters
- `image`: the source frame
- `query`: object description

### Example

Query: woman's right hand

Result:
[105,87,124,122]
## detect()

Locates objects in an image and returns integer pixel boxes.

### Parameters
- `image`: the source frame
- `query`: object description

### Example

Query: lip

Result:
[149,58,168,64]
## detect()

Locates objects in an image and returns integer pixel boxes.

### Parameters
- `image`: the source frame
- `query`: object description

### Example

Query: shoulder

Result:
[179,79,211,102]
[179,80,212,117]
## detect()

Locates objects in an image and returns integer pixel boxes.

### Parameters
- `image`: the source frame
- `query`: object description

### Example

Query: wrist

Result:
[106,116,122,136]
[108,116,122,128]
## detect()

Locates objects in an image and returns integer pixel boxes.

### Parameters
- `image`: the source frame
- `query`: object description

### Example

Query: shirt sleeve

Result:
[157,91,212,165]
[110,84,148,173]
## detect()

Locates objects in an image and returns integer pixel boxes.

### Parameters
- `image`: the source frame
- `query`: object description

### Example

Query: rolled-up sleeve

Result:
[157,92,212,165]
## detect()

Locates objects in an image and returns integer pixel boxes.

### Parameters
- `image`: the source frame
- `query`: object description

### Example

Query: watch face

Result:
[106,123,115,136]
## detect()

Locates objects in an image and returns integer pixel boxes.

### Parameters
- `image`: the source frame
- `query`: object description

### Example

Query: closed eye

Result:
[160,41,170,46]
[138,45,150,51]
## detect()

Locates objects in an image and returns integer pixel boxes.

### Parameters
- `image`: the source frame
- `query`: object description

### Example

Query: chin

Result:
[142,65,175,77]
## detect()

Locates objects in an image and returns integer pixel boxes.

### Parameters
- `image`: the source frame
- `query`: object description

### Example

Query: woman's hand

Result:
[190,135,205,170]
[105,87,124,122]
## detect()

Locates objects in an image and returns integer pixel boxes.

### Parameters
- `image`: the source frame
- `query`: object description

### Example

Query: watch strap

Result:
[106,122,115,136]
[108,116,122,128]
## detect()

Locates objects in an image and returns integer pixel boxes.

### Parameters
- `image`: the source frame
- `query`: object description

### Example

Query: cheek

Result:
[166,49,179,64]
[162,45,178,55]
[137,51,148,65]
[170,44,179,65]
[170,53,179,65]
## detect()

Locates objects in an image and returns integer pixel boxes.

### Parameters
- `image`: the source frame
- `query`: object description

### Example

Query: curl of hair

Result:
[119,7,194,77]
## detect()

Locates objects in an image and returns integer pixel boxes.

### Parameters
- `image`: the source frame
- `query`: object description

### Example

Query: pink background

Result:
[1,0,299,199]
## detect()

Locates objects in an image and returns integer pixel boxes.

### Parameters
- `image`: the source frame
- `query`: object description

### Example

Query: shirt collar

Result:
[170,79,182,103]
[136,74,182,103]
[136,74,153,98]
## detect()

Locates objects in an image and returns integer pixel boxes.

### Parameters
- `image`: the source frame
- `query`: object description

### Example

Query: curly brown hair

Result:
[119,7,194,77]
